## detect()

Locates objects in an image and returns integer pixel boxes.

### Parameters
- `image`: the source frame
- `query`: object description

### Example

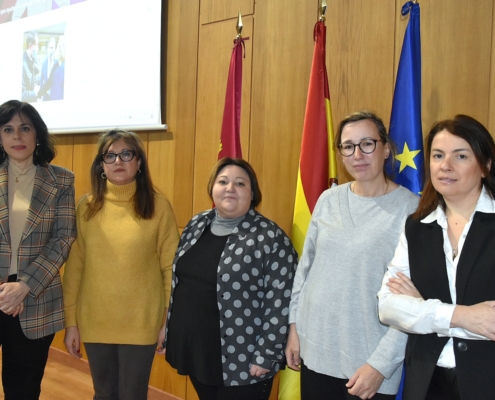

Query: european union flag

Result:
[388,1,424,196]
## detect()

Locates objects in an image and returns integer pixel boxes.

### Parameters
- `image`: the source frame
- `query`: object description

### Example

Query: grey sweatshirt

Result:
[289,183,418,395]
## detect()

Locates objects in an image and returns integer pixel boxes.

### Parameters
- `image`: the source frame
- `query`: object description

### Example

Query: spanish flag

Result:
[278,20,337,400]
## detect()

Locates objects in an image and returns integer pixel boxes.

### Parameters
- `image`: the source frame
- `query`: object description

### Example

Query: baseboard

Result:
[48,347,182,400]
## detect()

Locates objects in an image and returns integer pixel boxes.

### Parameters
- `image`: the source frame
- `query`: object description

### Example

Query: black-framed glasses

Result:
[337,139,384,157]
[101,150,135,164]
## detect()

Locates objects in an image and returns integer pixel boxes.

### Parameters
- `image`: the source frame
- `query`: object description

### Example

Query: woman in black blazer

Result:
[378,115,495,400]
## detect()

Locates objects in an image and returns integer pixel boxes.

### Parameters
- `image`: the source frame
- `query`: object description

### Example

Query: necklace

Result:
[446,221,459,260]
[351,179,389,196]
[13,169,29,183]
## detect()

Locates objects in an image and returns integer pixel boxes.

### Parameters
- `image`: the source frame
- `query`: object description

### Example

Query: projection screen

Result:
[0,0,165,133]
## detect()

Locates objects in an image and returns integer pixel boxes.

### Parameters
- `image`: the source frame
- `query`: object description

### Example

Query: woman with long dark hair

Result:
[63,129,179,400]
[379,115,495,400]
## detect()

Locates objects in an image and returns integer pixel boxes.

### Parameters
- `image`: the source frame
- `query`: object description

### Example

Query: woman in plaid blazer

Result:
[0,100,76,400]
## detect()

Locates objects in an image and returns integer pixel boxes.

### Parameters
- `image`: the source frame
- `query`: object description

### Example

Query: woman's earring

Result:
[101,172,107,179]
[137,169,141,175]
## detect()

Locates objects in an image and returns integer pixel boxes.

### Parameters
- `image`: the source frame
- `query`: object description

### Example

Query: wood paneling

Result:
[420,0,493,131]
[200,0,254,25]
[249,0,316,234]
[165,0,201,228]
[72,133,98,202]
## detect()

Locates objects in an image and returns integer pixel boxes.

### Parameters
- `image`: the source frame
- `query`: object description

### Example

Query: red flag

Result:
[218,37,248,159]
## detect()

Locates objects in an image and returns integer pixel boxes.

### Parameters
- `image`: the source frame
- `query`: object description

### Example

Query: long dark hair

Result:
[414,115,495,219]
[0,100,56,166]
[84,129,156,220]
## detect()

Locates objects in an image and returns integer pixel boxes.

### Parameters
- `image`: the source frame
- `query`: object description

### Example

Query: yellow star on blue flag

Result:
[395,143,421,172]
[387,1,424,197]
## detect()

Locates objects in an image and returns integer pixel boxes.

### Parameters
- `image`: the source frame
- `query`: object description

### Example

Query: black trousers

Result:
[0,310,54,400]
[301,363,396,400]
[425,366,460,400]
[190,375,274,400]
[84,342,156,400]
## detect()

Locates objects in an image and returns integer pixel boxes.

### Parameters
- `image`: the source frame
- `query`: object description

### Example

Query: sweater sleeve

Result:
[155,195,179,309]
[251,226,298,370]
[288,194,321,324]
[62,196,87,327]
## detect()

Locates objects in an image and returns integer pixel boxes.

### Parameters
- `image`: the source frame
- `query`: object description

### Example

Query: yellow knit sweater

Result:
[63,181,179,344]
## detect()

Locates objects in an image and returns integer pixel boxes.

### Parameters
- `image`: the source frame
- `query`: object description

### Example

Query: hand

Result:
[346,363,384,399]
[250,364,270,377]
[451,301,495,341]
[10,302,24,317]
[64,326,82,359]
[285,323,301,371]
[386,272,423,299]
[0,281,30,312]
[156,323,166,355]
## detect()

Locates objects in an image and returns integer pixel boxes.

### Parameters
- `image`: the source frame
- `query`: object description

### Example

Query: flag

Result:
[388,1,423,195]
[278,20,337,400]
[389,2,422,399]
[218,36,248,159]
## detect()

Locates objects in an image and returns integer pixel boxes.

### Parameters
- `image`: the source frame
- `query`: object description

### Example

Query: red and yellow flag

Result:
[218,37,248,160]
[279,20,337,400]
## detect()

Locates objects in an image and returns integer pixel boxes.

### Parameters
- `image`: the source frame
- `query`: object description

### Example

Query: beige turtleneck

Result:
[8,163,37,275]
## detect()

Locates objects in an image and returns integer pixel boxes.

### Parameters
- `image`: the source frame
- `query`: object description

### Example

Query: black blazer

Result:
[403,212,495,400]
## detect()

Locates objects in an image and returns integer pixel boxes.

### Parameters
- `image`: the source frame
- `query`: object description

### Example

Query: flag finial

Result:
[319,0,327,22]
[236,10,243,38]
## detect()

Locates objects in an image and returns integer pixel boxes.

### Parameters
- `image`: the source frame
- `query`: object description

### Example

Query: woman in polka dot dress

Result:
[163,157,298,400]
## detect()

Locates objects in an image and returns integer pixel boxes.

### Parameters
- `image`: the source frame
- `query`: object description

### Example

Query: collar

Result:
[203,207,259,235]
[421,186,495,227]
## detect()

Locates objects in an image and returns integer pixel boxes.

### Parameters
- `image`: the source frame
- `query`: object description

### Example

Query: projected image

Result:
[21,24,66,103]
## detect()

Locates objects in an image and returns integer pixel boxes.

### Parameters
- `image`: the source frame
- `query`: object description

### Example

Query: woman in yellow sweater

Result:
[63,129,179,400]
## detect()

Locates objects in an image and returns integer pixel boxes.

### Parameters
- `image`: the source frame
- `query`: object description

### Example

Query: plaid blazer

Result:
[0,162,76,339]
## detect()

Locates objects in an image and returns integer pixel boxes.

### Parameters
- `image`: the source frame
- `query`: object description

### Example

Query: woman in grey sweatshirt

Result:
[286,111,418,399]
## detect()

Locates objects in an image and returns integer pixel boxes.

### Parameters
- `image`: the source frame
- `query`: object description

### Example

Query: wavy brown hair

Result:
[413,115,495,219]
[84,129,155,220]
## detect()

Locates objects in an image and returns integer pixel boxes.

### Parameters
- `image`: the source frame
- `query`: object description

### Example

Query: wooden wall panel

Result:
[420,0,493,131]
[165,0,201,228]
[52,135,73,170]
[72,134,98,202]
[249,1,316,234]
[490,1,495,136]
[193,16,253,215]
[327,0,396,127]
[200,0,254,25]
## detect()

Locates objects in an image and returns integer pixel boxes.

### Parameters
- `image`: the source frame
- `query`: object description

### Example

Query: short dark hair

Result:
[85,129,156,220]
[335,110,396,179]
[207,158,262,208]
[26,31,38,47]
[0,100,56,166]
[414,115,495,219]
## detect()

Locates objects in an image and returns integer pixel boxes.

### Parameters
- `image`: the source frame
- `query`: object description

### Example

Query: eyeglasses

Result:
[101,150,135,164]
[337,139,384,157]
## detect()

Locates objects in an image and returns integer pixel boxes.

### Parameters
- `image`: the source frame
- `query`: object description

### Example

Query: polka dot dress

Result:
[166,208,298,386]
